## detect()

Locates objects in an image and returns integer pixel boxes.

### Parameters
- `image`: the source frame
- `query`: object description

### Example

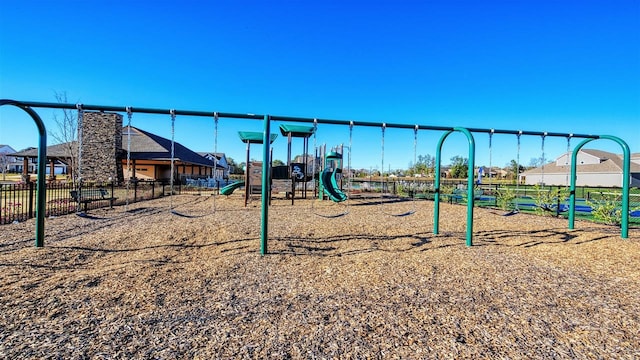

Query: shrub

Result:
[532,185,569,217]
[585,193,640,226]
[496,187,516,212]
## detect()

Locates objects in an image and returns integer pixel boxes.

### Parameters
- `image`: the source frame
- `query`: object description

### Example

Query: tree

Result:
[49,91,79,184]
[272,159,285,166]
[408,154,435,177]
[421,154,436,176]
[507,159,525,182]
[0,152,7,181]
[529,157,544,169]
[449,156,468,178]
[226,157,245,175]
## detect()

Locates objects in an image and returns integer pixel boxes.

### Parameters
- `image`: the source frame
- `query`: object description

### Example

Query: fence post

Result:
[556,186,561,217]
[28,181,35,219]
[110,181,115,208]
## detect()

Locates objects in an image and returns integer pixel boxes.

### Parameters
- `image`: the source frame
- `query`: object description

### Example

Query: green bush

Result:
[587,194,627,225]
[496,187,516,212]
[439,184,455,199]
[532,185,569,216]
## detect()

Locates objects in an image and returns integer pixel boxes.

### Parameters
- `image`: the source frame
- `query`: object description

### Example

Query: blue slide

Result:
[319,169,347,202]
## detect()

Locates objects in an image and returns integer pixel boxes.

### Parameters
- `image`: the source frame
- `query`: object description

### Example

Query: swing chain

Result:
[125,107,133,209]
[312,119,318,194]
[76,103,84,185]
[515,131,522,210]
[381,123,386,182]
[348,120,353,183]
[541,132,547,185]
[413,125,418,178]
[488,129,494,184]
[169,110,176,210]
[565,134,573,185]
[213,112,219,180]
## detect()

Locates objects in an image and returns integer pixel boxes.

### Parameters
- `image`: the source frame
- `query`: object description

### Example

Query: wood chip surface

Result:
[1,194,639,359]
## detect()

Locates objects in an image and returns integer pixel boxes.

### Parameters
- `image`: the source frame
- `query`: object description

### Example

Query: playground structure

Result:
[1,99,633,253]
[237,131,278,207]
[277,124,315,204]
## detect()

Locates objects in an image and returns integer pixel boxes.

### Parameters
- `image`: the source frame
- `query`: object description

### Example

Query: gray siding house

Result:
[521,149,640,187]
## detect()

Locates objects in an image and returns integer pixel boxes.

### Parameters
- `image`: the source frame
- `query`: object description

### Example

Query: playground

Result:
[1,194,639,358]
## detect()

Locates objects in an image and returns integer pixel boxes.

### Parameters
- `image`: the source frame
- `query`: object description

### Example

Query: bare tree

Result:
[49,91,79,185]
[0,151,8,181]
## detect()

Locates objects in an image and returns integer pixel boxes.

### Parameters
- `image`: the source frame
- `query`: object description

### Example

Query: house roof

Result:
[196,152,227,169]
[11,126,215,168]
[11,143,75,158]
[124,126,214,167]
[522,149,640,175]
[197,152,226,159]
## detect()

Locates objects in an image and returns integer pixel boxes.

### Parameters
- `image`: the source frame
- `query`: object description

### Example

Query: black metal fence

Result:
[0,180,175,225]
[2,177,638,225]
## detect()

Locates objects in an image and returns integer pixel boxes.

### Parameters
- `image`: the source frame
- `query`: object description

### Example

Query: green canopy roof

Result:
[326,151,343,160]
[238,131,278,144]
[279,124,315,138]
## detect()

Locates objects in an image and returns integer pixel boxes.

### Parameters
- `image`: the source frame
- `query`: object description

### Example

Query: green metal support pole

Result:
[0,100,47,247]
[460,128,476,247]
[569,135,630,238]
[433,128,475,246]
[244,141,250,207]
[318,145,325,200]
[433,130,452,235]
[260,115,271,255]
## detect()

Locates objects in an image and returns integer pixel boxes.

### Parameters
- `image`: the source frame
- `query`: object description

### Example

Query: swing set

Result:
[1,99,633,254]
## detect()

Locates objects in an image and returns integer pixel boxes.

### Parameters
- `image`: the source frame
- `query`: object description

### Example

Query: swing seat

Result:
[539,203,569,213]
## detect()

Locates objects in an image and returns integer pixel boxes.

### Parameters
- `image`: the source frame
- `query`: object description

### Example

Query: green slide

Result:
[220,181,245,196]
[319,169,347,202]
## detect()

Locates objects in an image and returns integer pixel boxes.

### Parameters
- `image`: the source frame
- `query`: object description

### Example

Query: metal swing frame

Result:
[3,99,630,252]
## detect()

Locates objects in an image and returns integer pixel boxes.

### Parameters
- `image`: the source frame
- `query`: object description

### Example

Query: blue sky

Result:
[1,0,638,172]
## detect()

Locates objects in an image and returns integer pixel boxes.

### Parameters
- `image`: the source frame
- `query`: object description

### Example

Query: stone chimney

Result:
[79,111,124,183]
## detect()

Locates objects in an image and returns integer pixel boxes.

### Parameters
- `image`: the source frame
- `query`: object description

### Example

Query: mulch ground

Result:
[1,194,639,359]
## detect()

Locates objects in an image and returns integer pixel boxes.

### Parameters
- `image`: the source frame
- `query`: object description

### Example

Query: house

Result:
[197,152,231,180]
[121,126,224,181]
[520,149,640,187]
[481,166,509,180]
[6,145,68,176]
[0,144,21,173]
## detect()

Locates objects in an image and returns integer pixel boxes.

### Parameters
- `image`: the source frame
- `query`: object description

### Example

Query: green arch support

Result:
[0,100,47,247]
[434,127,476,246]
[568,135,630,238]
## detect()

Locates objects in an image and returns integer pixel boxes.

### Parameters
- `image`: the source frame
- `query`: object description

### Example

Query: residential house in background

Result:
[198,152,231,180]
[0,144,21,173]
[4,145,68,176]
[121,126,224,181]
[520,149,640,187]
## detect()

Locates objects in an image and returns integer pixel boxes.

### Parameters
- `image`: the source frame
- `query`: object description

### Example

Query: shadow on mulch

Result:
[473,227,614,247]
[269,224,623,257]
[269,231,437,256]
